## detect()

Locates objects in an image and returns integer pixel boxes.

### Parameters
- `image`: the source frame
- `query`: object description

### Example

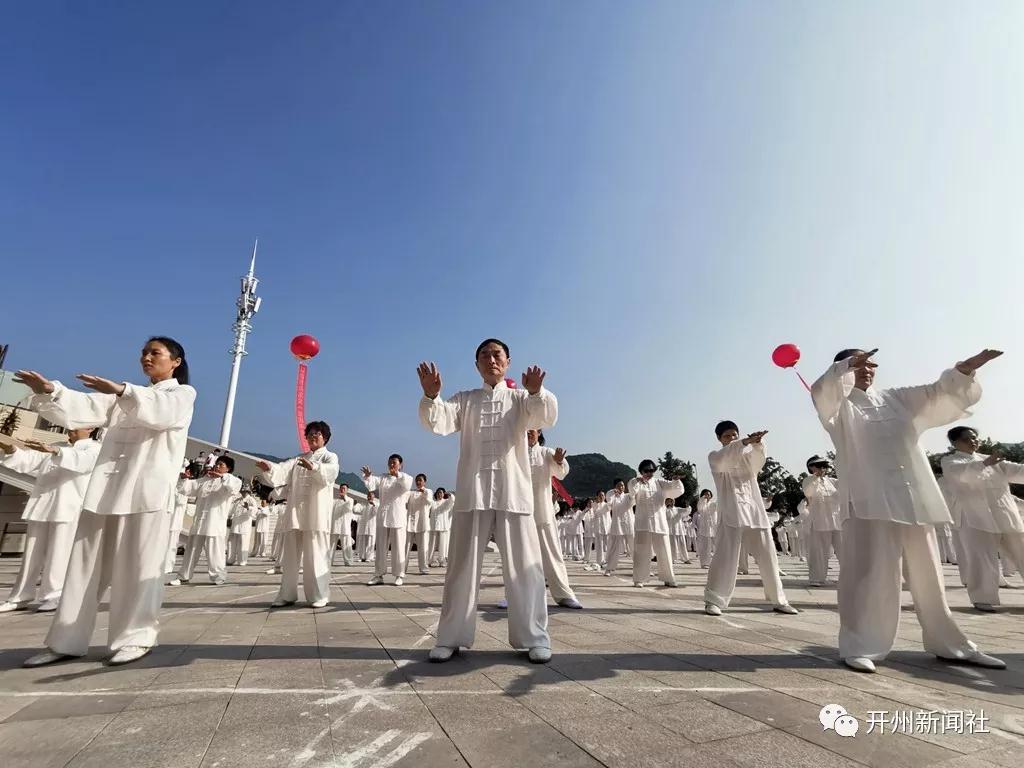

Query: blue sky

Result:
[3,2,1022,491]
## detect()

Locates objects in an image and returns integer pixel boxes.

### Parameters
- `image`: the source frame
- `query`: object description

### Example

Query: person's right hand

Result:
[847,349,879,371]
[983,452,1004,467]
[743,430,769,445]
[361,465,372,478]
[255,460,271,471]
[13,370,54,395]
[417,362,442,399]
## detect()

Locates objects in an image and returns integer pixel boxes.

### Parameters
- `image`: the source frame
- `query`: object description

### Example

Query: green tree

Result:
[0,408,19,437]
[657,451,699,506]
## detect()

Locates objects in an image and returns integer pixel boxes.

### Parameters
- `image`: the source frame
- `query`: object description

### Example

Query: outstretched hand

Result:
[522,365,546,395]
[553,447,566,464]
[847,349,879,372]
[13,370,54,395]
[21,439,57,455]
[956,349,1003,376]
[361,465,372,479]
[255,460,271,472]
[417,362,442,399]
[742,430,769,445]
[77,375,126,396]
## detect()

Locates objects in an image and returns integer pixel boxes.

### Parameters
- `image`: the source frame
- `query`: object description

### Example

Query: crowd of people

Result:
[0,337,1017,677]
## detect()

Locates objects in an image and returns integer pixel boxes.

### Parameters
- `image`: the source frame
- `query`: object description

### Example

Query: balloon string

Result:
[793,369,812,393]
[295,363,310,452]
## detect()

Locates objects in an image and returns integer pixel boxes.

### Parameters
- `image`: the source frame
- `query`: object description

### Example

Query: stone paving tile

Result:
[0,712,121,768]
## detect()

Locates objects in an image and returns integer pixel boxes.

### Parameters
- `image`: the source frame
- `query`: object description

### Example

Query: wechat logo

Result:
[820,704,859,738]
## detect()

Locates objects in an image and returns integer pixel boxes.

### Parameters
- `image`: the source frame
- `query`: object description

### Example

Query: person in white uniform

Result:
[527,428,582,608]
[811,347,1005,673]
[581,497,597,569]
[668,499,692,564]
[695,489,718,569]
[406,474,433,575]
[256,421,339,609]
[428,488,455,567]
[330,483,355,566]
[177,456,241,584]
[164,485,189,580]
[629,460,684,588]
[0,429,101,613]
[941,426,1024,612]
[704,422,797,617]
[228,486,257,566]
[252,498,271,558]
[363,456,414,586]
[591,491,611,570]
[355,491,378,561]
[803,455,843,586]
[17,336,195,667]
[417,338,556,663]
[604,480,633,575]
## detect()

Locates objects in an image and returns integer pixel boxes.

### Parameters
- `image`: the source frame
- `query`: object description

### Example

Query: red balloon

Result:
[504,377,517,389]
[290,334,320,361]
[772,343,801,368]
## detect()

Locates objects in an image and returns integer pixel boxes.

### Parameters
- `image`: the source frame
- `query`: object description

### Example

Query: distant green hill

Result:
[562,453,636,499]
[247,451,368,493]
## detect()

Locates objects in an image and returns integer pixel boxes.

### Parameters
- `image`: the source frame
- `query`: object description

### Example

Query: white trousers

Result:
[179,534,227,583]
[374,523,407,578]
[436,510,548,650]
[696,534,715,568]
[227,531,250,565]
[406,530,429,572]
[594,533,608,565]
[164,526,183,574]
[670,534,690,563]
[809,529,842,584]
[959,527,1024,606]
[605,534,626,573]
[632,531,675,586]
[583,535,595,563]
[7,520,76,605]
[428,530,450,564]
[357,533,375,561]
[329,533,353,565]
[704,525,786,609]
[250,531,267,558]
[271,530,285,562]
[536,521,575,602]
[838,517,975,661]
[276,530,330,604]
[46,509,167,656]
[571,534,583,559]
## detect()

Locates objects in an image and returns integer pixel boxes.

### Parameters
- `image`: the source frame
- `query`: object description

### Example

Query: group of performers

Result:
[0,337,1016,676]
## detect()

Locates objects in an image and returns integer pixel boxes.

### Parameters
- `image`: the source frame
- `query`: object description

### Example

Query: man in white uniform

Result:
[417,338,557,663]
[591,491,611,570]
[355,491,378,561]
[629,461,684,588]
[227,486,257,566]
[941,426,1024,612]
[364,456,414,585]
[177,456,241,584]
[604,480,633,575]
[695,489,718,569]
[406,474,433,575]
[428,488,455,566]
[252,498,271,558]
[811,347,1005,673]
[802,455,842,586]
[330,483,355,566]
[704,422,797,616]
[0,429,100,613]
[257,421,339,609]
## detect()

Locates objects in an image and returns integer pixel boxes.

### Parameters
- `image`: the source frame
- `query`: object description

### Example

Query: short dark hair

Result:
[638,459,657,474]
[415,473,427,482]
[715,420,739,438]
[475,338,510,360]
[88,427,102,440]
[216,456,236,473]
[834,348,863,363]
[948,426,977,445]
[537,430,546,446]
[700,489,713,498]
[435,487,446,497]
[613,478,624,486]
[305,421,332,443]
[339,483,348,489]
[388,453,403,465]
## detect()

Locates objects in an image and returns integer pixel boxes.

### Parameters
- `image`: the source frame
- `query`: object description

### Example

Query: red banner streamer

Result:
[295,362,309,453]
[551,477,573,506]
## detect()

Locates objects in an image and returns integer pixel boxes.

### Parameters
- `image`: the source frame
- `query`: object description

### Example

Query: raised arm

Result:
[548,448,569,481]
[31,381,116,430]
[657,477,685,498]
[708,440,753,473]
[118,384,196,430]
[49,441,101,474]
[0,447,51,476]
[419,393,463,436]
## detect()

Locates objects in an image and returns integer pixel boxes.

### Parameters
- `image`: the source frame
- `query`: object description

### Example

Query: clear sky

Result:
[3,2,1022,491]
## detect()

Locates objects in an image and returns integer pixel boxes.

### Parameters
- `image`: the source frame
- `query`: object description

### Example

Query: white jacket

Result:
[802,475,842,532]
[528,444,568,527]
[429,494,456,531]
[406,487,434,534]
[708,440,769,529]
[355,501,379,536]
[230,496,258,534]
[696,498,718,538]
[941,451,1024,534]
[628,476,685,534]
[0,438,100,523]
[259,447,339,533]
[364,471,414,529]
[332,497,355,536]
[180,474,243,537]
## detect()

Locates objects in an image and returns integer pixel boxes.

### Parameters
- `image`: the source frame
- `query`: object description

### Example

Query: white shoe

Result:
[271,599,296,608]
[938,650,1006,669]
[310,599,328,609]
[973,603,998,612]
[36,599,59,612]
[265,568,279,575]
[705,603,723,616]
[419,569,429,575]
[603,571,613,577]
[528,647,552,664]
[165,579,181,586]
[213,579,226,586]
[633,582,645,588]
[23,650,77,667]
[394,577,404,586]
[106,646,151,666]
[0,601,27,614]
[429,646,457,663]
[778,570,790,577]
[844,657,876,673]
[774,604,799,615]
[366,576,384,586]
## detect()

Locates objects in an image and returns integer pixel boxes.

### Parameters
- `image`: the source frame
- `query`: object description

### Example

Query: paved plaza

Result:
[0,552,1021,768]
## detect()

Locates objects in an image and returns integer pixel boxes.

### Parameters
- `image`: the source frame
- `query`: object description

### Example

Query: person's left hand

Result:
[77,374,126,396]
[297,457,314,470]
[522,366,546,395]
[21,439,57,455]
[956,349,1004,376]
[554,447,566,464]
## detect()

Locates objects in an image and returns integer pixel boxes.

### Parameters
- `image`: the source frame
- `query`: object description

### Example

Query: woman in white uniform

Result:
[0,428,101,613]
[803,455,843,586]
[252,498,271,558]
[330,484,355,566]
[695,489,718,569]
[228,487,257,566]
[164,485,189,578]
[629,460,684,588]
[428,488,455,567]
[17,336,195,667]
[406,474,433,575]
[177,455,241,584]
[356,491,378,561]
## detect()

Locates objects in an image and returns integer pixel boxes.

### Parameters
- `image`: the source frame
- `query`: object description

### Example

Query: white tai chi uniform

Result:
[330,496,355,566]
[704,440,789,610]
[406,487,433,573]
[420,379,556,651]
[803,475,843,585]
[251,503,271,558]
[695,498,718,568]
[582,503,596,565]
[629,476,685,587]
[228,495,257,566]
[605,491,634,574]
[179,474,242,583]
[0,438,100,608]
[259,447,339,606]
[812,358,983,662]
[365,472,414,580]
[30,378,194,656]
[164,490,188,574]
[592,500,611,567]
[528,443,576,603]
[941,451,1024,607]
[428,495,454,566]
[669,505,691,563]
[356,500,378,561]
